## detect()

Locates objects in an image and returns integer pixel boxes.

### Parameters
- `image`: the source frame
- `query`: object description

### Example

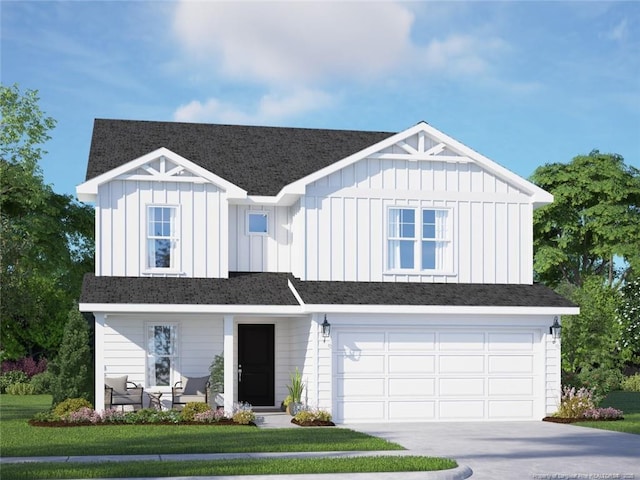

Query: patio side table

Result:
[148,391,163,410]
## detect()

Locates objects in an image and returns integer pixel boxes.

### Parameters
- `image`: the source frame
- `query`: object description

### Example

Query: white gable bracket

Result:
[76,147,247,202]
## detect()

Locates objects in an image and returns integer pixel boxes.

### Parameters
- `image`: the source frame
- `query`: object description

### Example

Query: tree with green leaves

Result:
[0,84,94,360]
[616,280,640,365]
[49,307,93,405]
[531,150,640,289]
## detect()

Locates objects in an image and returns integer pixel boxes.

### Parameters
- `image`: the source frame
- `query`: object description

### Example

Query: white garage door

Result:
[334,328,543,422]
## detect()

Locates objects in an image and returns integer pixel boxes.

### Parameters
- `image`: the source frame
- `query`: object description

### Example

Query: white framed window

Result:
[246,211,268,235]
[146,324,178,387]
[147,206,178,270]
[387,207,452,272]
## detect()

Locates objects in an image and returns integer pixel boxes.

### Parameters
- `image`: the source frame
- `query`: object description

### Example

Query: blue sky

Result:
[2,1,639,197]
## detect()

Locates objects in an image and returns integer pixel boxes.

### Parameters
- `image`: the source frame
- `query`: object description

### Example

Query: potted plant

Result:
[286,368,305,415]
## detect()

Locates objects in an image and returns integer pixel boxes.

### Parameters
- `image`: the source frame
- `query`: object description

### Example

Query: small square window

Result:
[247,212,268,235]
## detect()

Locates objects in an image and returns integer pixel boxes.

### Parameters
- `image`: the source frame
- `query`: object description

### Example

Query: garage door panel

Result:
[489,378,533,395]
[338,378,384,397]
[440,378,484,396]
[440,400,485,419]
[338,355,384,374]
[389,355,435,373]
[440,355,485,373]
[389,378,435,396]
[489,400,534,418]
[337,332,385,352]
[439,332,485,350]
[489,355,533,373]
[388,332,435,350]
[389,401,435,420]
[488,333,534,351]
[339,401,385,421]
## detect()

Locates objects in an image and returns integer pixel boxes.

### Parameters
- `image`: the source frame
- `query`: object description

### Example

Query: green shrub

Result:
[49,308,93,405]
[53,398,93,418]
[6,382,35,395]
[30,371,54,394]
[622,373,640,392]
[577,366,625,398]
[0,370,28,393]
[180,402,211,422]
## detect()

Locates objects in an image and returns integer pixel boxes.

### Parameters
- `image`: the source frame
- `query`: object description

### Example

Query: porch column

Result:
[94,313,106,411]
[223,315,235,413]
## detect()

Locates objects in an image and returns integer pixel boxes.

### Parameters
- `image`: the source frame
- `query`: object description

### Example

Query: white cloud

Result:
[172,1,413,85]
[171,1,507,85]
[173,88,334,124]
[606,18,629,41]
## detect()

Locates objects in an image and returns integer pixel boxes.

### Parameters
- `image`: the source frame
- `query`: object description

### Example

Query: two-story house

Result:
[77,119,578,423]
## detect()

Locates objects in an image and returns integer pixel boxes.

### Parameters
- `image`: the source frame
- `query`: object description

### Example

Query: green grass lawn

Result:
[0,394,458,478]
[574,391,640,435]
[1,456,458,479]
[0,395,403,457]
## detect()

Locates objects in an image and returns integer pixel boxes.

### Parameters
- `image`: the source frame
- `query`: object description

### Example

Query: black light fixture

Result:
[321,315,331,342]
[550,316,562,343]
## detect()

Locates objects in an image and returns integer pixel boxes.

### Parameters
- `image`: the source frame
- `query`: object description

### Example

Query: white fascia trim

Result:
[79,303,304,315]
[287,278,306,306]
[417,122,553,205]
[76,147,247,202]
[276,121,553,206]
[301,304,580,316]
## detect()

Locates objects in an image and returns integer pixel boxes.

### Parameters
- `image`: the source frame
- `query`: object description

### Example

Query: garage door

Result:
[334,328,543,422]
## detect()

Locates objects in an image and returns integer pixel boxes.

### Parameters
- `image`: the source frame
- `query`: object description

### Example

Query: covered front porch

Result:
[91,311,328,413]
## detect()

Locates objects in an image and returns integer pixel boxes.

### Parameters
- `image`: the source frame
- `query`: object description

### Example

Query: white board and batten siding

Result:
[298,156,533,284]
[228,205,292,273]
[322,314,559,423]
[96,180,227,278]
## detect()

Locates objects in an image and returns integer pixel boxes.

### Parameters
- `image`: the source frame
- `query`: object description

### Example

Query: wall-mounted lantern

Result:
[549,316,562,344]
[321,315,331,343]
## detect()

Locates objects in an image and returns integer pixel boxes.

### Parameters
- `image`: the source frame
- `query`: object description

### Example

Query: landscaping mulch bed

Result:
[28,420,256,427]
[291,419,335,427]
[542,416,624,424]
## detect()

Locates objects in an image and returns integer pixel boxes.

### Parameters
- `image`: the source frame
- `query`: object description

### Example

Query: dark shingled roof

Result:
[289,277,575,307]
[80,272,298,305]
[86,119,394,196]
[81,273,575,308]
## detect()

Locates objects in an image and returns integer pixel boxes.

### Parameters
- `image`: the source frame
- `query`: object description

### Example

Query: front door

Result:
[238,324,275,406]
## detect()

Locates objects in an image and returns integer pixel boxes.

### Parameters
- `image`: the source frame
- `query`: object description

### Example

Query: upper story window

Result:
[146,324,178,387]
[147,206,178,270]
[247,211,268,235]
[387,207,452,272]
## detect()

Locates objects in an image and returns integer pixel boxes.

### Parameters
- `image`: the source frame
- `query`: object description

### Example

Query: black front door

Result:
[238,324,275,406]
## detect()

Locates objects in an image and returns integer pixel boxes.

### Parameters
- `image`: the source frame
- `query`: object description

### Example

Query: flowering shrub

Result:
[555,386,595,418]
[180,402,212,422]
[194,408,227,423]
[67,407,102,424]
[1,357,48,377]
[294,408,332,423]
[582,407,624,420]
[232,402,256,425]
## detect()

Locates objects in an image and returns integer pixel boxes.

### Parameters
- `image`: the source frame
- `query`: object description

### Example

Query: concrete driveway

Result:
[347,421,640,479]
